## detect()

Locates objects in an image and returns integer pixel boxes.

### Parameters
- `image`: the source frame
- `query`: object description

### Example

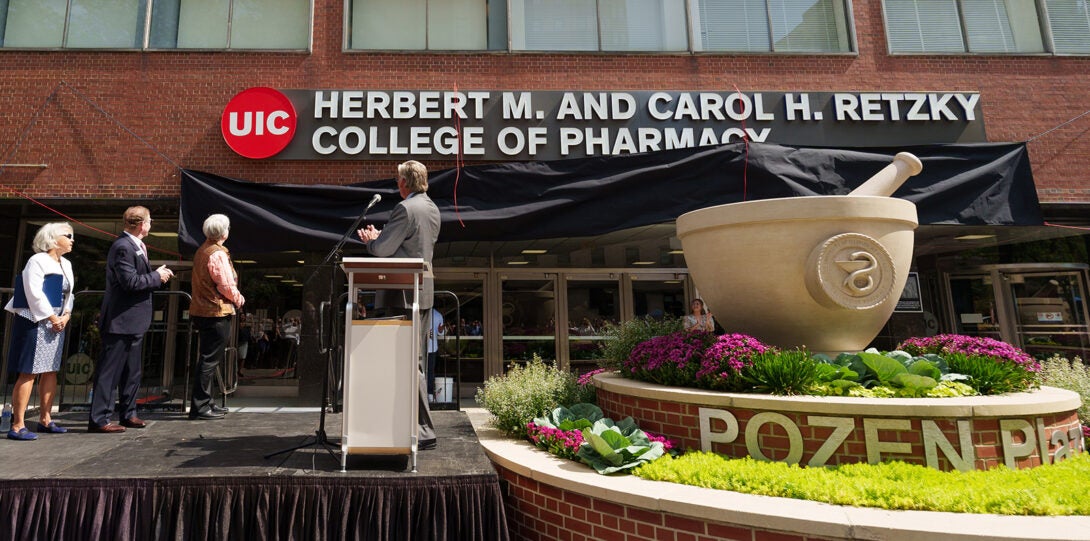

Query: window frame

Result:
[0,0,313,52]
[881,0,1086,56]
[342,0,858,55]
[342,0,499,52]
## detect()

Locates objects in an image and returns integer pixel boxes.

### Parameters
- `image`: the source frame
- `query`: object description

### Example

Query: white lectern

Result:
[339,257,430,472]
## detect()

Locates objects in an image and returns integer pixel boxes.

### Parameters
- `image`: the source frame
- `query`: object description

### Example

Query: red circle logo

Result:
[221,87,297,159]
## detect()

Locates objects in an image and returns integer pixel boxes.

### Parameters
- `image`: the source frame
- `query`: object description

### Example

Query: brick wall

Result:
[496,464,840,541]
[1,0,1089,202]
[597,388,1085,471]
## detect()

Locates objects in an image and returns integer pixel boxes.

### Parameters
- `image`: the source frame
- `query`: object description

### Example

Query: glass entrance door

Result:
[500,274,557,372]
[433,274,487,385]
[1009,270,1090,360]
[564,274,621,374]
[945,264,1090,360]
[947,275,1002,339]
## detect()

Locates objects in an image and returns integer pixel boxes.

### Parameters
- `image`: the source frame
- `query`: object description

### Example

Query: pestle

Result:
[848,152,923,197]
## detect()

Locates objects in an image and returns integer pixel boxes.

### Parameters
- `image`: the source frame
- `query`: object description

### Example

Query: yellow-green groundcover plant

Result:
[635,452,1090,516]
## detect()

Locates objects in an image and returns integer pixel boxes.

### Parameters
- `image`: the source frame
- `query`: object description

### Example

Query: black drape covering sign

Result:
[179,142,1041,254]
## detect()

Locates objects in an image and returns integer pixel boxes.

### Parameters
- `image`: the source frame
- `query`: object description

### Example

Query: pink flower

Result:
[644,431,679,452]
[578,368,609,386]
[897,334,1040,372]
[623,331,715,386]
[526,422,584,460]
[696,333,773,389]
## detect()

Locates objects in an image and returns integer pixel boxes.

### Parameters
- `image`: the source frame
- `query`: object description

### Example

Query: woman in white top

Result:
[683,298,715,333]
[4,223,75,440]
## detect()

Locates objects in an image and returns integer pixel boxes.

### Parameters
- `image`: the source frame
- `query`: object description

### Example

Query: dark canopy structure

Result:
[179,142,1040,255]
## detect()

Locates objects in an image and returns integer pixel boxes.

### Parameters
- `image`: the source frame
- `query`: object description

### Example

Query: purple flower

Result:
[696,333,774,390]
[897,334,1040,372]
[623,331,715,386]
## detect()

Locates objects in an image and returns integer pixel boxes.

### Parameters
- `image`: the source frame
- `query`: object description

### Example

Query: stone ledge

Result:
[466,407,1090,541]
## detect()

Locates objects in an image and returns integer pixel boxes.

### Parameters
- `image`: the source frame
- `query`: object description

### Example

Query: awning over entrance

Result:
[179,142,1041,255]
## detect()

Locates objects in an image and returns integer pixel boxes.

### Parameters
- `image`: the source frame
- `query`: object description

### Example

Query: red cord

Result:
[0,181,184,260]
[732,84,750,202]
[452,83,466,227]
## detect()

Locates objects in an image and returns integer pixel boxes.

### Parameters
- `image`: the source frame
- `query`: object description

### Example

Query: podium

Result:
[339,257,430,472]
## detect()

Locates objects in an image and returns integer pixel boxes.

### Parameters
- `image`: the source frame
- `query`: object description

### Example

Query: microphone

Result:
[365,193,382,211]
[350,193,382,242]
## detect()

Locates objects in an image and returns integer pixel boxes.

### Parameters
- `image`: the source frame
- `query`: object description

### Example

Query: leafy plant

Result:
[476,355,591,436]
[533,403,604,432]
[577,417,665,474]
[599,316,684,371]
[811,349,977,398]
[944,352,1037,394]
[1036,355,1090,425]
[738,349,819,395]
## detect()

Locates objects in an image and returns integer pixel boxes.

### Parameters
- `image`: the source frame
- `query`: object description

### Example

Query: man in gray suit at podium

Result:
[357,160,441,449]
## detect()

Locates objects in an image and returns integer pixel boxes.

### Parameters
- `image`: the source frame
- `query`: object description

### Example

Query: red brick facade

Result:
[1,0,1089,202]
[497,464,840,541]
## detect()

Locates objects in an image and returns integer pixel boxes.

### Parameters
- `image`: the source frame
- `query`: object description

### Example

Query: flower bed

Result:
[468,408,1090,541]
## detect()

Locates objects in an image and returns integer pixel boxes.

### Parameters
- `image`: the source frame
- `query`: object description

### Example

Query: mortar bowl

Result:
[676,195,917,354]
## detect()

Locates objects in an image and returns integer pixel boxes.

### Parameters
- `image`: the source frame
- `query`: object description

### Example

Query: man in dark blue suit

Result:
[88,206,173,433]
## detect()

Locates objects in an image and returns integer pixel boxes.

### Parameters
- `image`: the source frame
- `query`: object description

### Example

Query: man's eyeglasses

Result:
[62,233,74,240]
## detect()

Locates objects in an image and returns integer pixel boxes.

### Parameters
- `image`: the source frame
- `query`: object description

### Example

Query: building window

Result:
[346,0,504,51]
[1044,0,1090,54]
[510,0,689,52]
[0,0,310,50]
[0,0,144,48]
[150,0,310,50]
[693,0,853,53]
[883,0,1048,54]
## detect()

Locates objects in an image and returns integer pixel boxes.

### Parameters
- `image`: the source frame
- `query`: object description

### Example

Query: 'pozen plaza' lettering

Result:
[699,407,1086,471]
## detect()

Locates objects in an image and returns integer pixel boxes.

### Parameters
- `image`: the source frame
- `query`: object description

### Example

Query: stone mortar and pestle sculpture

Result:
[676,153,924,354]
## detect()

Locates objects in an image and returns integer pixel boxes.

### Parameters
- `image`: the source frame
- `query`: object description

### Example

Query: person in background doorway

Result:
[89,206,173,433]
[236,313,251,373]
[4,223,76,440]
[357,160,441,450]
[683,298,715,332]
[427,306,444,402]
[189,214,245,420]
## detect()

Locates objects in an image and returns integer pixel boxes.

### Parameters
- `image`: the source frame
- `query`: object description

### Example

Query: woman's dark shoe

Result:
[7,427,39,441]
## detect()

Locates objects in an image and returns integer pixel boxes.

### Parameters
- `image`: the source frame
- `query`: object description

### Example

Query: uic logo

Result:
[221,87,297,159]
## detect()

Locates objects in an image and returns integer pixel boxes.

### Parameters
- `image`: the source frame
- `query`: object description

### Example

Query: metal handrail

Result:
[58,289,212,412]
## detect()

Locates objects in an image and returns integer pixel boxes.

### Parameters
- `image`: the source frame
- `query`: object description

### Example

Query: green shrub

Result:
[476,355,592,436]
[599,316,683,371]
[945,352,1037,394]
[634,452,1090,516]
[1038,355,1090,425]
[739,349,819,395]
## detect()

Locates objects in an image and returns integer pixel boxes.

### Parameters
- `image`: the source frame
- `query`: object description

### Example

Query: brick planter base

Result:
[595,373,1084,471]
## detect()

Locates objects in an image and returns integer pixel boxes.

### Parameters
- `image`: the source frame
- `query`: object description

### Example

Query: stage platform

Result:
[0,409,509,540]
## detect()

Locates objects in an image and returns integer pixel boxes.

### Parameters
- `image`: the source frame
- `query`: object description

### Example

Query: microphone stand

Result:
[265,197,381,463]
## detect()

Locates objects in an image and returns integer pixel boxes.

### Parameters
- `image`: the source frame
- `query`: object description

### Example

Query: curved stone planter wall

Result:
[467,408,1090,541]
[595,373,1084,471]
